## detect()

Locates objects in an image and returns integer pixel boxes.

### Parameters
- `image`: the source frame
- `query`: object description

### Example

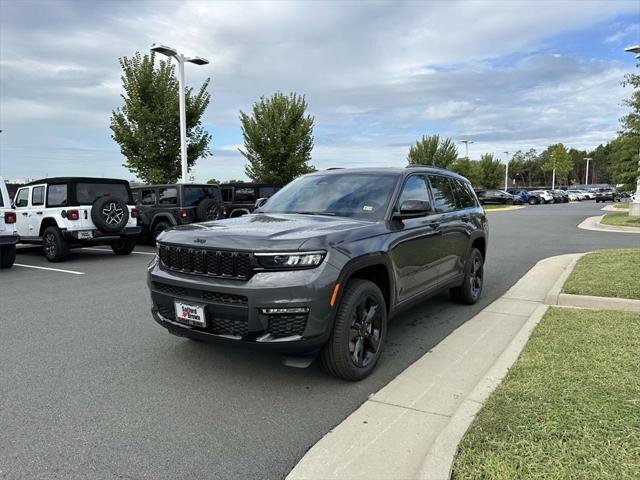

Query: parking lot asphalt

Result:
[1,201,638,480]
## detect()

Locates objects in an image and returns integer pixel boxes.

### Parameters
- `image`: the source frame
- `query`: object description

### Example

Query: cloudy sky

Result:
[0,0,638,182]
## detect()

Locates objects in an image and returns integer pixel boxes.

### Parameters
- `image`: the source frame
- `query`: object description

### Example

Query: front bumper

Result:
[147,256,341,353]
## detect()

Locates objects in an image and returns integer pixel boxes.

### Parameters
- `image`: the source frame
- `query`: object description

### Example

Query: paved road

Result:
[1,202,638,480]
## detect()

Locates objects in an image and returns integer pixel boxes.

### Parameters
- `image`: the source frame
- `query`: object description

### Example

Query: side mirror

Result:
[254,197,268,209]
[393,199,432,219]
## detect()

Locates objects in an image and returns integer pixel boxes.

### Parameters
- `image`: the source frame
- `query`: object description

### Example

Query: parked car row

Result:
[474,187,601,206]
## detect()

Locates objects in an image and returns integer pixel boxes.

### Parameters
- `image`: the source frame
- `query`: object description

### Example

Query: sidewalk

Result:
[288,254,581,480]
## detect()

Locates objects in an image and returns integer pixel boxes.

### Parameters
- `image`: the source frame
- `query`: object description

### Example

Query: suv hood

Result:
[157,213,373,250]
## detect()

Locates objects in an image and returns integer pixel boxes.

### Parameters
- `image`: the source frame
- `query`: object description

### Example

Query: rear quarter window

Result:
[234,187,255,202]
[158,187,178,205]
[76,183,130,204]
[47,185,67,207]
[428,175,457,212]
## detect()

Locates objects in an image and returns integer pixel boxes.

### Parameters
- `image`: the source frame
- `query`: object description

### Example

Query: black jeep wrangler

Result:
[147,167,488,380]
[220,183,281,218]
[132,184,222,240]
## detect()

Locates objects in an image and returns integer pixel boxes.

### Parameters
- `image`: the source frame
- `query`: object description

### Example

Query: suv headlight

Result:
[255,251,326,270]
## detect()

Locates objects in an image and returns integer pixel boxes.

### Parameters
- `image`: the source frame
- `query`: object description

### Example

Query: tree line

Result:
[110,51,638,191]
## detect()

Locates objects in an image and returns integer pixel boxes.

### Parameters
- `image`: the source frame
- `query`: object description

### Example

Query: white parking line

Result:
[14,264,85,275]
[81,247,156,256]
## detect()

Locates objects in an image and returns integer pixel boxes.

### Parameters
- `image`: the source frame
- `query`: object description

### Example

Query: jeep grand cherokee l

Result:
[147,167,488,380]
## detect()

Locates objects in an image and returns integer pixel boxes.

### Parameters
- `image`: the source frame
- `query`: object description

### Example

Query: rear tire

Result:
[319,279,387,381]
[111,237,136,255]
[42,226,69,262]
[450,248,484,305]
[152,221,170,241]
[0,244,16,268]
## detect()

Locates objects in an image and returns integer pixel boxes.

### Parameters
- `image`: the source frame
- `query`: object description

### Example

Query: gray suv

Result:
[147,167,488,380]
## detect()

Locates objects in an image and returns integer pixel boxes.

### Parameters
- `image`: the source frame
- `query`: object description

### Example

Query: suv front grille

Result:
[158,245,252,279]
[152,282,248,305]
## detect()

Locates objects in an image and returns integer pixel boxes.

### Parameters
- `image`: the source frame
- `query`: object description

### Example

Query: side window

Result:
[428,175,457,212]
[132,190,139,203]
[221,187,233,202]
[32,186,45,206]
[398,175,430,205]
[141,189,156,206]
[453,179,476,209]
[158,187,178,205]
[47,184,67,207]
[234,187,255,202]
[15,188,29,208]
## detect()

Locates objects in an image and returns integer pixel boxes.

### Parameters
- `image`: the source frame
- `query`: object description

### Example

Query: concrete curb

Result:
[577,215,640,233]
[544,253,585,305]
[600,204,628,212]
[555,293,640,312]
[287,253,583,480]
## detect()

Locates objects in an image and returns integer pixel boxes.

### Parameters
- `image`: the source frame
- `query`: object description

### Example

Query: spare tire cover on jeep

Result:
[196,198,221,222]
[91,197,130,233]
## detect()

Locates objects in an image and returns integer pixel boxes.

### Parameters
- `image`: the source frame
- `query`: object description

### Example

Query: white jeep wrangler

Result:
[0,176,18,268]
[13,177,141,262]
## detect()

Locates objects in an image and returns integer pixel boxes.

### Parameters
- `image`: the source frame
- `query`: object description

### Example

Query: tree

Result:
[477,153,505,189]
[239,92,315,184]
[542,144,573,186]
[509,149,540,187]
[612,66,640,191]
[206,178,246,184]
[407,134,458,168]
[451,157,480,186]
[110,52,212,184]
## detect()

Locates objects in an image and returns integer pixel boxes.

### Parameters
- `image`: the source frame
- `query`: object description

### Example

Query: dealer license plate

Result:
[78,231,93,240]
[174,301,206,327]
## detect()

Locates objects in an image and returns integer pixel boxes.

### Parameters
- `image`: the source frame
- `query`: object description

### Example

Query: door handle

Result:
[427,220,441,228]
[36,212,43,215]
[22,212,28,216]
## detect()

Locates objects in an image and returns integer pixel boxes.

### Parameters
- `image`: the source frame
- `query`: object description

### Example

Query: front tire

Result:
[42,226,69,262]
[320,279,387,381]
[152,221,170,241]
[450,248,484,305]
[111,237,136,255]
[0,244,16,268]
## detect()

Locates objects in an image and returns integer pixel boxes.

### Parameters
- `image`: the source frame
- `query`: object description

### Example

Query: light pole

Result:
[151,44,209,184]
[583,157,592,185]
[624,45,640,216]
[503,151,510,191]
[460,140,474,159]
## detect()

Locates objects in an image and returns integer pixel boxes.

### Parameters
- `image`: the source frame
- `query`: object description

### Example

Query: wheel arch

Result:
[151,213,176,229]
[39,217,60,237]
[336,254,395,316]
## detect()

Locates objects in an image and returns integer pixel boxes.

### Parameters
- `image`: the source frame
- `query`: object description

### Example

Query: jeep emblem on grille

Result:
[194,238,206,244]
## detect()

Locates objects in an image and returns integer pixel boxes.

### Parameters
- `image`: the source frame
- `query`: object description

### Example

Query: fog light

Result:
[260,307,310,315]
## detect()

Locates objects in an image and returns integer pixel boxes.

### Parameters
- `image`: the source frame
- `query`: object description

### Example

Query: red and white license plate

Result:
[174,301,206,327]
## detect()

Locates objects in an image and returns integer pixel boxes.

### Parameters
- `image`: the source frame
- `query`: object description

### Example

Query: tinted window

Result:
[428,175,457,212]
[221,187,233,202]
[32,186,45,206]
[183,186,218,207]
[234,187,255,202]
[399,175,430,204]
[258,186,278,198]
[76,183,129,204]
[141,189,156,206]
[158,187,178,205]
[453,179,476,208]
[261,173,398,220]
[132,190,139,202]
[47,184,67,207]
[15,188,29,208]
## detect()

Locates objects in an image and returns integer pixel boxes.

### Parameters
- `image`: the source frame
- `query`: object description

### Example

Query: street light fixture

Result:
[624,45,640,217]
[460,140,474,159]
[150,43,210,184]
[583,157,593,185]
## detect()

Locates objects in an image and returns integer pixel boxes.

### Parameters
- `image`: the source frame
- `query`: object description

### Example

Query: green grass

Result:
[483,204,521,211]
[452,307,640,480]
[563,249,640,300]
[613,203,630,210]
[601,213,640,227]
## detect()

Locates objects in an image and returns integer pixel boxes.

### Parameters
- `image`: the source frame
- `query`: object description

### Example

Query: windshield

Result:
[75,182,130,204]
[259,173,399,220]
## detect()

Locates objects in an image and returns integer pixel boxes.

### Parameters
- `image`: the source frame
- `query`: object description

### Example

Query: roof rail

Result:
[325,167,344,170]
[405,164,437,169]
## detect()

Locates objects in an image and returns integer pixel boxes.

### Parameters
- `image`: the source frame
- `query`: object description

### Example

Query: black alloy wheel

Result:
[348,294,383,369]
[42,226,69,262]
[450,247,484,304]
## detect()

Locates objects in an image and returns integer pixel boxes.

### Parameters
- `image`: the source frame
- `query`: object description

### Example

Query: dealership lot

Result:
[1,201,639,480]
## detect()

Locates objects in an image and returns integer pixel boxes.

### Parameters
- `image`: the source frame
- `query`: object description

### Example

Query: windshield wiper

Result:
[294,211,336,216]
